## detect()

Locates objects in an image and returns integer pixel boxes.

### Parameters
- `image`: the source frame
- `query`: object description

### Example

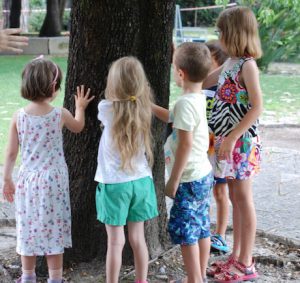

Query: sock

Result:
[48,268,63,280]
[22,268,36,278]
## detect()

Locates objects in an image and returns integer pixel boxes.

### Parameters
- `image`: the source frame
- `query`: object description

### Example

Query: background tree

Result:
[39,0,66,37]
[63,0,175,263]
[9,0,21,28]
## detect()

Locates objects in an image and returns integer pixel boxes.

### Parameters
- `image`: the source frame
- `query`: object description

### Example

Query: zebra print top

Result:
[208,57,259,138]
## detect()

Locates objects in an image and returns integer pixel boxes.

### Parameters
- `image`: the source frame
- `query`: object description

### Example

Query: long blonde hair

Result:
[105,56,153,171]
[217,6,262,59]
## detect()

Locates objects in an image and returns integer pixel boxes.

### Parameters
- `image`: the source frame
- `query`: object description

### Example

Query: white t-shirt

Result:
[94,100,152,184]
[164,92,212,183]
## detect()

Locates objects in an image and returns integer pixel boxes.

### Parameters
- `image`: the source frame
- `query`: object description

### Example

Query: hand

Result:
[75,85,95,110]
[3,179,16,203]
[0,25,29,53]
[218,136,236,162]
[165,177,179,199]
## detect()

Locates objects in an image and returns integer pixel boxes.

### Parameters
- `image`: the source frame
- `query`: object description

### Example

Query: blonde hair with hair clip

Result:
[105,56,153,172]
[217,6,262,59]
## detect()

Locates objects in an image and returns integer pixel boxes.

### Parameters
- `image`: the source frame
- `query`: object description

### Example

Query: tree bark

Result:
[63,0,175,263]
[9,0,21,28]
[39,0,61,37]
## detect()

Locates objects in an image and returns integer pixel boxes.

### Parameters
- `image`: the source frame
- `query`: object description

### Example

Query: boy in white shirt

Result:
[153,42,213,283]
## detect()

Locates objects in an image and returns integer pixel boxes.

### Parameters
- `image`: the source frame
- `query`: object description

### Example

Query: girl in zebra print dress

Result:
[204,6,263,283]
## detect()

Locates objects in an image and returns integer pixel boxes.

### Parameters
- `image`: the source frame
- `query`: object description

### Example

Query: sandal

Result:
[207,254,236,277]
[214,259,258,282]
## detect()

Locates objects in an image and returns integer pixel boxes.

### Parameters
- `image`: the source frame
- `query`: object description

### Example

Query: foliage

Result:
[29,12,46,33]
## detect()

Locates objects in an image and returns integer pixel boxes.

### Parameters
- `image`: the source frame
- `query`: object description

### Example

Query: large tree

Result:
[63,1,175,263]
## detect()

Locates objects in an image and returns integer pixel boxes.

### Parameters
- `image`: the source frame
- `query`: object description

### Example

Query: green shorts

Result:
[95,176,159,226]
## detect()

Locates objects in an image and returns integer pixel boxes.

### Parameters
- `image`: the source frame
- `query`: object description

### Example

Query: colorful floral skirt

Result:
[209,135,262,180]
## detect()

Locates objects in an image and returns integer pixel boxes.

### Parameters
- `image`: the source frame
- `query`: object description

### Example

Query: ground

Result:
[0,125,300,282]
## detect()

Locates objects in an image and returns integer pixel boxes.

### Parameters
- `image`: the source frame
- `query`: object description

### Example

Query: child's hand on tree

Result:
[2,179,15,203]
[75,85,95,110]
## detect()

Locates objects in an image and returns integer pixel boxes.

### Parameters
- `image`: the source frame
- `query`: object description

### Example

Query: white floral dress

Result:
[16,108,72,256]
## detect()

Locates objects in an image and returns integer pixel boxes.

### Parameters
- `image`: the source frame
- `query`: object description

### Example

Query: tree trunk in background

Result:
[2,0,11,28]
[9,0,21,28]
[39,0,61,37]
[63,0,175,263]
[59,0,67,30]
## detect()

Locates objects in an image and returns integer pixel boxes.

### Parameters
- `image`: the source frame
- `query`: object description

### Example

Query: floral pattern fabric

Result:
[16,108,72,256]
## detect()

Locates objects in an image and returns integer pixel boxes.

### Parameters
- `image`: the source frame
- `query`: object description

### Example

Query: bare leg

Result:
[213,183,229,238]
[21,255,36,278]
[198,237,210,278]
[181,244,202,283]
[105,225,125,283]
[128,221,148,282]
[228,180,240,259]
[46,254,63,280]
[234,179,256,266]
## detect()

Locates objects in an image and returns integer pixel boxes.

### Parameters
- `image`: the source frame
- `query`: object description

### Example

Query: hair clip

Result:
[33,54,44,60]
[129,96,136,102]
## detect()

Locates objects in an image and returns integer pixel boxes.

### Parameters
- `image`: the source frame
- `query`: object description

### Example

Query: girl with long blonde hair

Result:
[94,56,158,283]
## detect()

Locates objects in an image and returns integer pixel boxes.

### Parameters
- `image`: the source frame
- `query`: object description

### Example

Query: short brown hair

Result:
[21,58,62,101]
[174,42,211,83]
[217,6,262,59]
[205,40,228,66]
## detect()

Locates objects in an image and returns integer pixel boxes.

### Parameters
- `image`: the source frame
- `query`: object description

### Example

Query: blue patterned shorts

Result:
[168,172,213,245]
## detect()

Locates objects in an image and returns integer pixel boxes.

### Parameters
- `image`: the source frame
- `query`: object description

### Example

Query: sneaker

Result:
[211,234,230,253]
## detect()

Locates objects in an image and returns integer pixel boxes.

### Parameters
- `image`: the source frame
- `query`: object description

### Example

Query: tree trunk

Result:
[9,0,21,28]
[39,0,61,37]
[63,0,175,263]
[59,0,67,30]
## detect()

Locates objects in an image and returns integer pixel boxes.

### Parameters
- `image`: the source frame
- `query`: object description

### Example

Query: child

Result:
[204,6,263,282]
[2,57,94,283]
[153,42,213,283]
[94,56,158,283]
[205,40,230,254]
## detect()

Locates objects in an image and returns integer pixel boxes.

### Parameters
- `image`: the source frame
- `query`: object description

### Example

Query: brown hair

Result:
[174,42,211,83]
[105,56,153,172]
[217,6,262,59]
[205,40,228,66]
[21,58,62,101]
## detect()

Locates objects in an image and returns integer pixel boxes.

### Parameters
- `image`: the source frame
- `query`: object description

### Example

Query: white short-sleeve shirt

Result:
[164,92,212,182]
[94,100,152,184]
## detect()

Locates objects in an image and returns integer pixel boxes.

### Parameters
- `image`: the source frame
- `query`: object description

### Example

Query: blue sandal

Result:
[211,234,230,253]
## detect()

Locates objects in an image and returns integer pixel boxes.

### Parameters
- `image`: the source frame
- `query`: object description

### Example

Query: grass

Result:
[0,55,300,164]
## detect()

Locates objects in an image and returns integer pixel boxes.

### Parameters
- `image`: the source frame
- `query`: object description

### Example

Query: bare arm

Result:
[152,103,169,123]
[2,113,19,203]
[203,65,223,89]
[165,129,193,198]
[62,85,95,133]
[219,60,263,160]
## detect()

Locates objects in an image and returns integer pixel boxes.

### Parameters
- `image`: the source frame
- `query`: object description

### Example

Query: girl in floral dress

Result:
[203,6,263,282]
[2,57,94,283]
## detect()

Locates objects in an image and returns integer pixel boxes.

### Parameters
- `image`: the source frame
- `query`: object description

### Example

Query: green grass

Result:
[0,55,300,164]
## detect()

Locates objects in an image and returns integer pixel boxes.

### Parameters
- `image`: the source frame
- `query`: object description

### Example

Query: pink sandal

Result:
[207,254,236,277]
[214,259,258,282]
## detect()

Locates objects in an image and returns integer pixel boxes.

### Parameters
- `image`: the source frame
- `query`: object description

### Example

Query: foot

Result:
[211,234,230,254]
[207,254,236,277]
[214,259,258,282]
[15,275,36,283]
